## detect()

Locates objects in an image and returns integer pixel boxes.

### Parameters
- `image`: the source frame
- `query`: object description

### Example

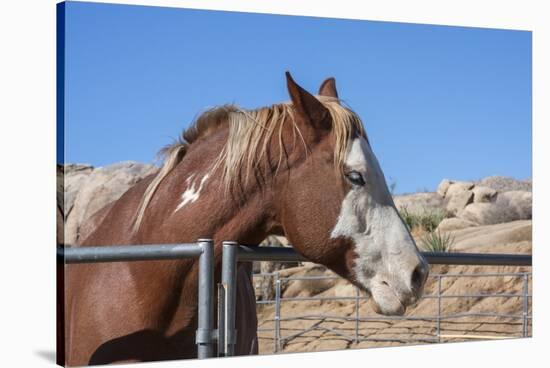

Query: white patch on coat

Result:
[175,173,210,212]
[330,138,423,294]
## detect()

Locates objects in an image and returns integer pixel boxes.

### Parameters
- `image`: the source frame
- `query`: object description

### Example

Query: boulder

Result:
[436,179,453,198]
[445,181,475,198]
[496,191,532,220]
[458,203,498,225]
[458,191,531,226]
[64,163,94,217]
[446,190,474,216]
[450,220,532,252]
[64,161,157,244]
[472,185,497,203]
[437,217,477,232]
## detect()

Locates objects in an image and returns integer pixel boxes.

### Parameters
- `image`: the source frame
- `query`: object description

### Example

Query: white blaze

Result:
[175,173,210,212]
[330,138,417,288]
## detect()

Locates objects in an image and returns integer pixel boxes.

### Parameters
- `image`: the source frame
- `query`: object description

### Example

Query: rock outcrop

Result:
[472,185,497,203]
[446,189,474,216]
[458,191,532,226]
[434,177,531,231]
[61,161,158,244]
[436,217,477,232]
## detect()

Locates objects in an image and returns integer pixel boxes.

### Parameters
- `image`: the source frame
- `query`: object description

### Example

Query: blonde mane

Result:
[133,96,365,232]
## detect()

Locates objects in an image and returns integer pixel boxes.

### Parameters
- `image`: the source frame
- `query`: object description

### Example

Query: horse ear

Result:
[318,77,338,98]
[286,71,330,130]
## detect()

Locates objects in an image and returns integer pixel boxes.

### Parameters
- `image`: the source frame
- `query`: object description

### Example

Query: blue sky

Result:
[63,2,531,194]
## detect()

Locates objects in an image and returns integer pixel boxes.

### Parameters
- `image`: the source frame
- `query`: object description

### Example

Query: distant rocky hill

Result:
[476,176,531,192]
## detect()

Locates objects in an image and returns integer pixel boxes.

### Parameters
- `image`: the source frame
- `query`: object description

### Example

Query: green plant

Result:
[420,230,455,252]
[399,207,447,233]
[419,208,447,232]
[399,207,418,231]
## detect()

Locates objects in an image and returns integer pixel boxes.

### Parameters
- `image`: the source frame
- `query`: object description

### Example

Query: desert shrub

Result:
[418,208,447,232]
[399,207,447,233]
[420,230,455,252]
[400,207,418,231]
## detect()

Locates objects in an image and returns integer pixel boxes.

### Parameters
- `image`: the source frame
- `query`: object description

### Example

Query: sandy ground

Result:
[255,220,532,354]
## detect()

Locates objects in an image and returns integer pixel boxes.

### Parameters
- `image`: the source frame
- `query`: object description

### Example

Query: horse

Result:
[62,72,429,365]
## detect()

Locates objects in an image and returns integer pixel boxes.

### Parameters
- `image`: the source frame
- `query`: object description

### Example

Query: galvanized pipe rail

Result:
[421,251,532,266]
[61,239,216,359]
[220,243,532,356]
[236,246,532,266]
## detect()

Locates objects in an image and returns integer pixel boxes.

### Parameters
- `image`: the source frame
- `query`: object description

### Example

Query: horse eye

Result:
[345,171,365,186]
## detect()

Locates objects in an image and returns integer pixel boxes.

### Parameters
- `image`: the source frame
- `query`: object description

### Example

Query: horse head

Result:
[274,72,429,315]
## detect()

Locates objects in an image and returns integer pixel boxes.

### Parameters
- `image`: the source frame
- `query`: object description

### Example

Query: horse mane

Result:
[132,96,364,232]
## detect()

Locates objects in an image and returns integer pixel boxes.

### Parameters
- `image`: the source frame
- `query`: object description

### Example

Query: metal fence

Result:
[60,241,532,360]
[253,270,532,353]
[220,243,532,357]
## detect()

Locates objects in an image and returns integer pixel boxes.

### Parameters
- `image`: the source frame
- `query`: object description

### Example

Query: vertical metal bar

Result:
[437,275,442,343]
[217,283,226,357]
[221,241,238,356]
[523,273,529,337]
[275,273,281,353]
[354,286,359,344]
[197,239,214,359]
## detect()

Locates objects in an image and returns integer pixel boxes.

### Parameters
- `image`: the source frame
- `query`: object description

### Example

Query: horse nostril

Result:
[410,263,428,293]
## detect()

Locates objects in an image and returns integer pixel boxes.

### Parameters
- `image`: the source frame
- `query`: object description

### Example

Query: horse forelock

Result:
[133,97,365,232]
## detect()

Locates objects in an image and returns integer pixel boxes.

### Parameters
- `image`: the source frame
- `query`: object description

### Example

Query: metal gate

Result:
[60,239,216,359]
